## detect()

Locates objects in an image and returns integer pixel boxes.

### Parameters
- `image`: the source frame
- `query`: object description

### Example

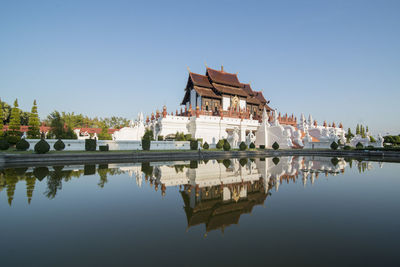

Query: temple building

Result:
[140,65,345,148]
[181,66,272,120]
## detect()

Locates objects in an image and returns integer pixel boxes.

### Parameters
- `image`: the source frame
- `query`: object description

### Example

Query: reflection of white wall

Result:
[223,97,230,111]
[239,99,246,110]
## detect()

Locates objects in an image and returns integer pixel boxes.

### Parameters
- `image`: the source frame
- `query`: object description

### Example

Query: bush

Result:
[356,142,364,149]
[54,139,65,151]
[239,142,247,151]
[272,142,279,150]
[190,140,199,150]
[330,141,338,150]
[260,145,265,149]
[216,140,224,149]
[203,142,209,149]
[184,134,192,141]
[157,135,164,141]
[33,166,49,181]
[142,139,151,151]
[99,145,109,151]
[369,136,376,143]
[272,157,280,165]
[0,139,10,150]
[223,140,231,151]
[34,139,50,154]
[223,159,231,168]
[249,142,255,149]
[85,139,96,151]
[344,145,351,150]
[331,157,339,166]
[239,158,248,167]
[367,145,374,149]
[6,135,20,146]
[16,139,30,151]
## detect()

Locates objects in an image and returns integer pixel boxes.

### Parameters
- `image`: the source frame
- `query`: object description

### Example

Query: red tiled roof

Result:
[241,83,255,96]
[212,83,249,97]
[193,86,221,99]
[2,125,118,134]
[206,68,242,87]
[190,73,213,88]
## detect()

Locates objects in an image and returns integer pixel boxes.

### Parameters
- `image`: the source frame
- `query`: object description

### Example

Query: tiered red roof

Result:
[182,67,273,111]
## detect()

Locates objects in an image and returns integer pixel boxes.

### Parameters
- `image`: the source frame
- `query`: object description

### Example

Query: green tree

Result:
[356,124,360,135]
[25,176,36,204]
[360,125,366,138]
[27,100,40,139]
[345,128,354,143]
[98,123,112,140]
[47,111,77,139]
[366,125,369,133]
[0,99,11,124]
[8,99,21,143]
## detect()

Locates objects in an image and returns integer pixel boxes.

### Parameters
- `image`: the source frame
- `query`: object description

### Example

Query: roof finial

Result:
[187,66,191,73]
[221,65,224,72]
[204,62,208,68]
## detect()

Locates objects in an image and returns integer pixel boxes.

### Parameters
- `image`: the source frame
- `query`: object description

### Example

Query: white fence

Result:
[25,139,191,151]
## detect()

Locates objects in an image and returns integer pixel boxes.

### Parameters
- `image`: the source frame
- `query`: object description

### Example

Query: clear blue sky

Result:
[1,0,399,134]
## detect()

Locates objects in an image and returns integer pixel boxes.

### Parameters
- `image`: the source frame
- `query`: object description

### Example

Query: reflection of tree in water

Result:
[4,169,19,206]
[98,164,108,188]
[44,166,64,199]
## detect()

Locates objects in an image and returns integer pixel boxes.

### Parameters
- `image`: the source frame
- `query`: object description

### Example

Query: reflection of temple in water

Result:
[0,156,377,233]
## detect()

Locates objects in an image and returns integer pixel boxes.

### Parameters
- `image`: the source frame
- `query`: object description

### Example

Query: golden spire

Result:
[187,66,191,73]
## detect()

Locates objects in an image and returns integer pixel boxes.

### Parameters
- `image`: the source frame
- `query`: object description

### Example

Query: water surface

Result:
[1,157,399,266]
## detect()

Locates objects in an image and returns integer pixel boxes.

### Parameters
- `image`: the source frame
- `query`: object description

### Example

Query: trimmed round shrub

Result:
[203,142,209,149]
[356,142,364,149]
[157,135,164,141]
[33,167,49,181]
[6,135,20,146]
[16,139,30,151]
[34,139,50,154]
[330,141,338,150]
[272,142,279,150]
[239,158,248,167]
[331,157,339,166]
[223,159,231,168]
[343,145,351,150]
[223,140,231,151]
[260,145,265,149]
[239,142,247,151]
[0,139,10,150]
[249,142,255,149]
[272,157,280,165]
[54,139,65,151]
[216,140,224,149]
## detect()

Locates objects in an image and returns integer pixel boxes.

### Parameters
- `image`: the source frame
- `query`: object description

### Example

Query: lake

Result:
[1,156,399,266]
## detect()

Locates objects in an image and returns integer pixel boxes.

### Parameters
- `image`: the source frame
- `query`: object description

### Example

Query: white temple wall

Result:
[222,97,230,111]
[156,116,190,139]
[25,139,191,151]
